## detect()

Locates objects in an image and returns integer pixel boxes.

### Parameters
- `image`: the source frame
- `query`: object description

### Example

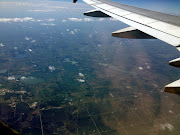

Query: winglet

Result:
[73,0,78,3]
[112,27,155,39]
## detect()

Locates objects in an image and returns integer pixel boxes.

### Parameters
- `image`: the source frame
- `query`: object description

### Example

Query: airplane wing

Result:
[73,0,180,94]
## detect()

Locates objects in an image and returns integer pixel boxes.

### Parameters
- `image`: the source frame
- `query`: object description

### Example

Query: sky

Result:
[50,0,180,15]
[1,0,180,14]
[112,0,180,15]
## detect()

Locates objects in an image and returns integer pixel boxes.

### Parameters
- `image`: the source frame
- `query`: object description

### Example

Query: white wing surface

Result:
[81,0,180,47]
[73,0,180,94]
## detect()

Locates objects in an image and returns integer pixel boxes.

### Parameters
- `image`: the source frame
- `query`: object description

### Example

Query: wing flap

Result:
[84,9,110,17]
[169,57,180,67]
[165,79,180,95]
[112,27,155,39]
[148,21,180,38]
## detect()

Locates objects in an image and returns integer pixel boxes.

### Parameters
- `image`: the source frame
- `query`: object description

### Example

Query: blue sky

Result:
[112,0,180,15]
[49,0,180,15]
[2,0,180,14]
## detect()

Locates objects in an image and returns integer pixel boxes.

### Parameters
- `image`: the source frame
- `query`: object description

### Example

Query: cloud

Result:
[25,37,30,40]
[28,9,56,12]
[40,23,56,26]
[0,43,4,47]
[84,18,94,21]
[31,18,55,22]
[109,18,118,21]
[68,18,82,22]
[138,67,143,70]
[16,2,36,7]
[48,66,56,72]
[70,31,75,35]
[74,29,79,32]
[160,123,174,131]
[0,17,34,23]
[47,18,55,22]
[77,79,85,83]
[168,110,173,114]
[79,73,84,77]
[89,34,92,38]
[62,20,67,22]
[98,18,105,21]
[15,1,85,10]
[20,76,27,80]
[0,17,55,24]
[50,6,67,9]
[36,19,43,22]
[31,40,36,43]
[68,29,80,35]
[8,76,16,80]
[28,49,32,52]
[146,65,150,69]
[68,18,95,22]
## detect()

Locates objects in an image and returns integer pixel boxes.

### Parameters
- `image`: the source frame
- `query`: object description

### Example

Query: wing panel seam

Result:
[94,5,180,38]
[89,0,180,26]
